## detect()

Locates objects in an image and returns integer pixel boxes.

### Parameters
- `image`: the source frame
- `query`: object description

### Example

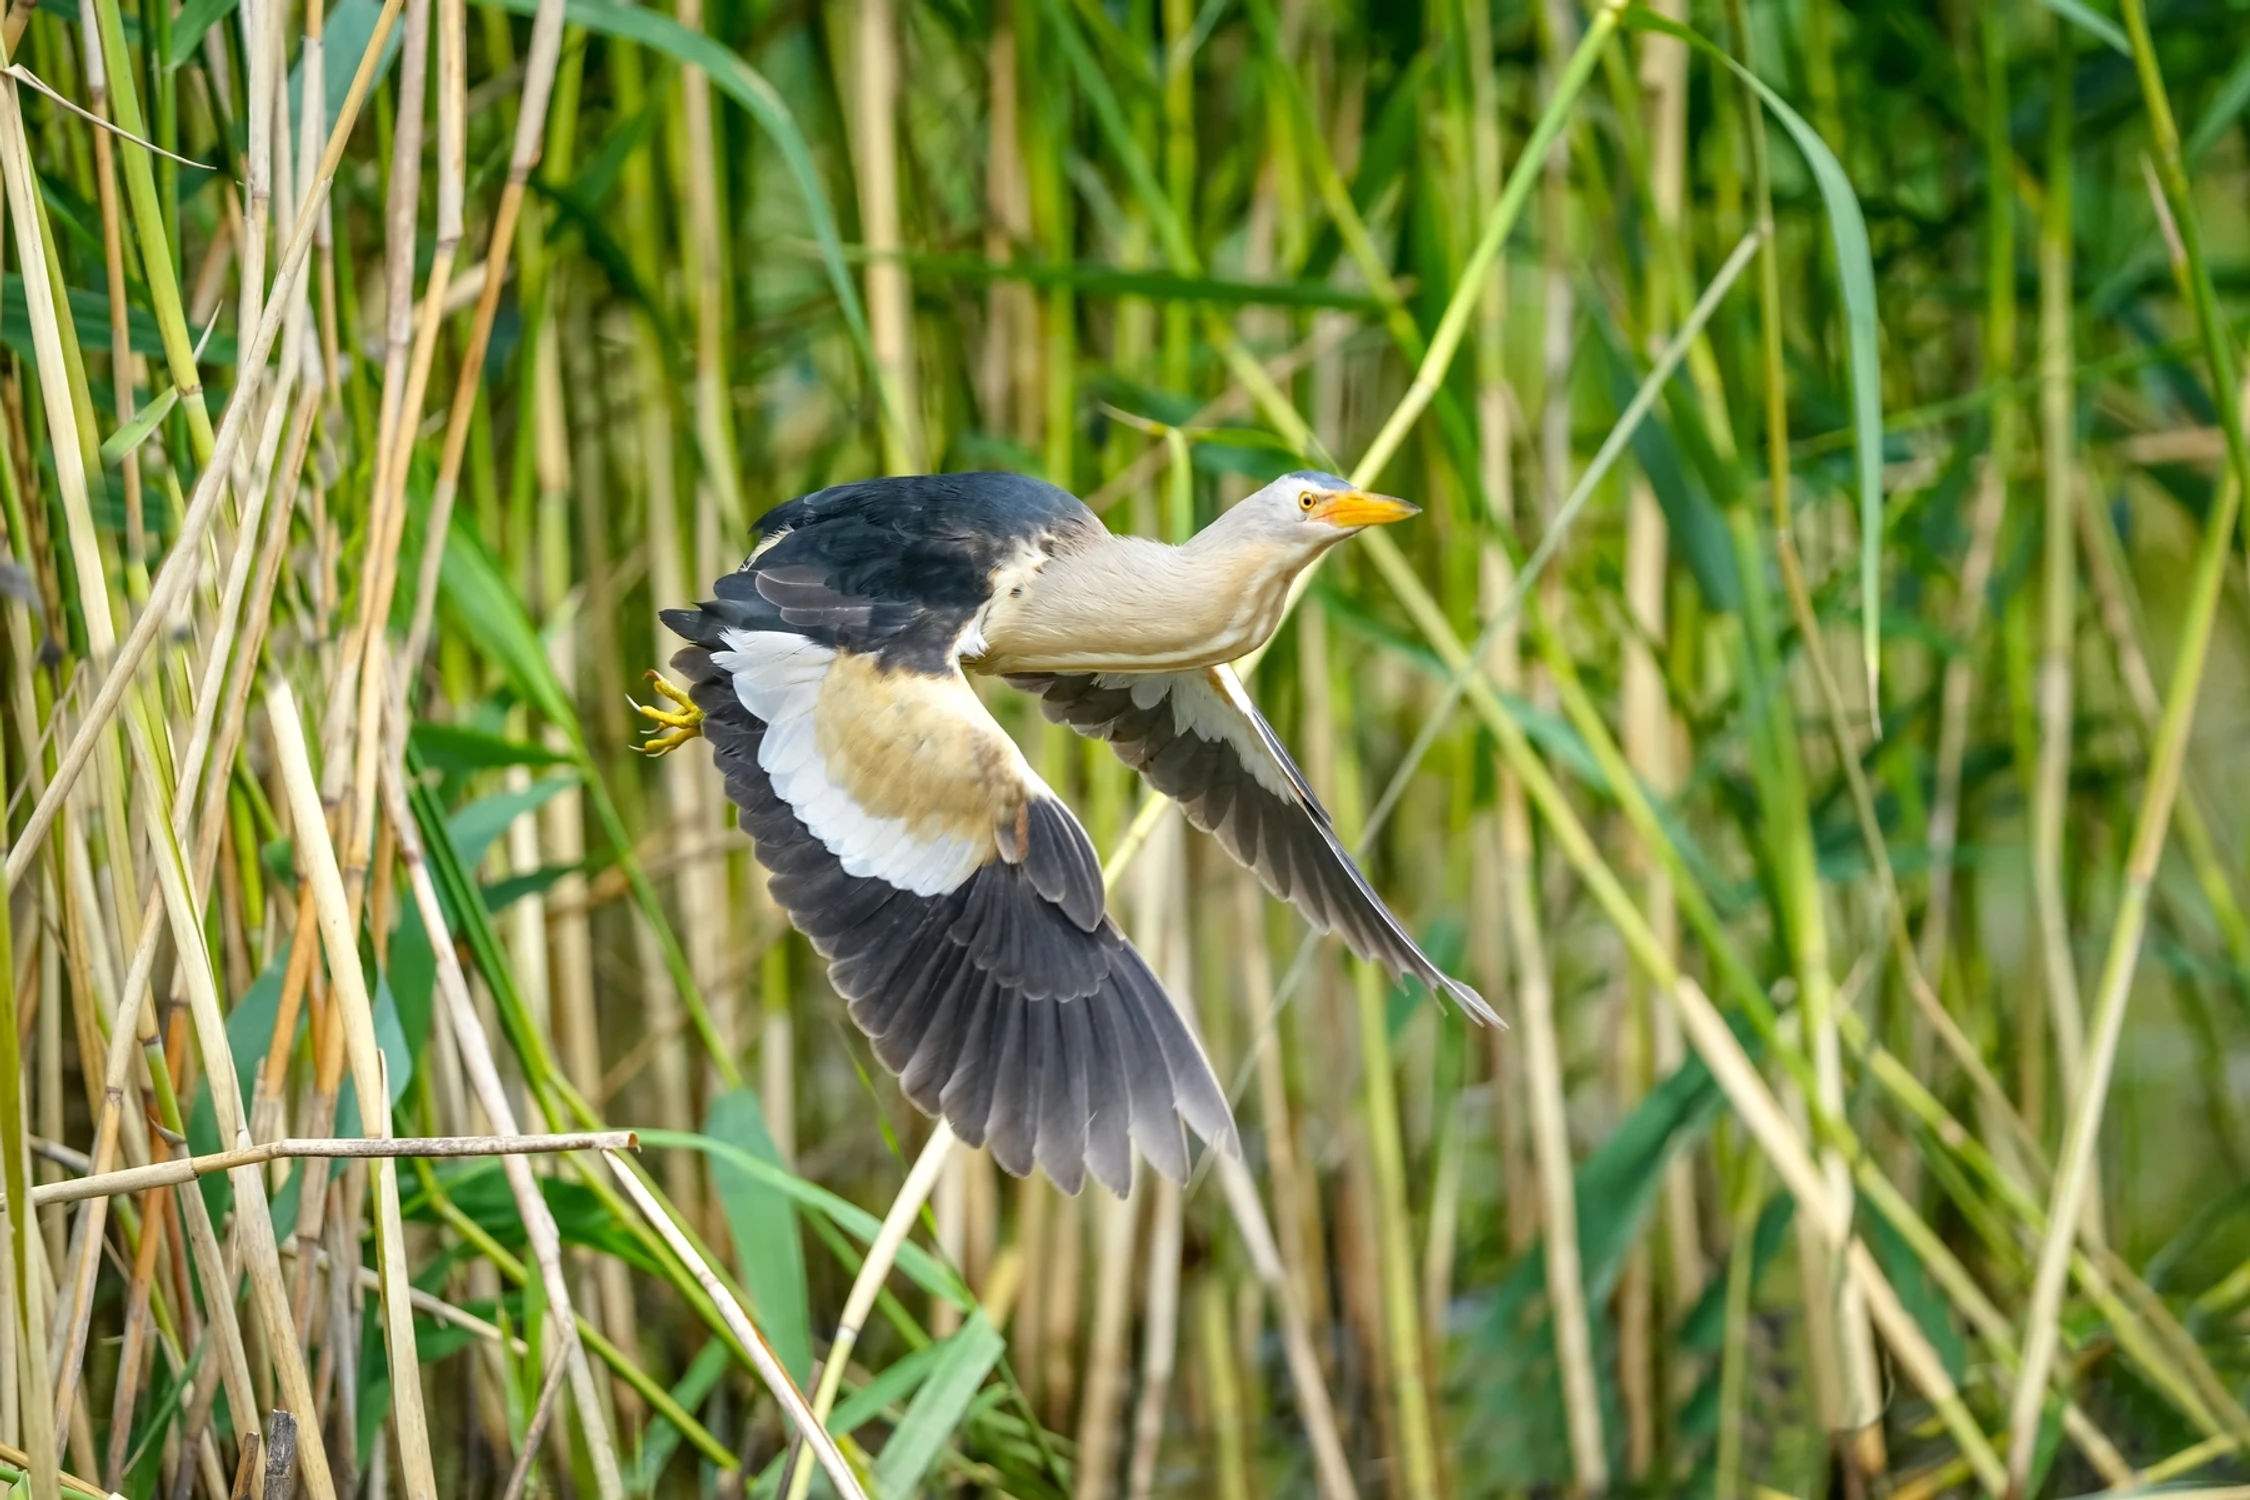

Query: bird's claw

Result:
[633,670,704,756]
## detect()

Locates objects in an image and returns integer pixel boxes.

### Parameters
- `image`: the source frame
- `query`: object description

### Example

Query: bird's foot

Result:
[632,670,704,756]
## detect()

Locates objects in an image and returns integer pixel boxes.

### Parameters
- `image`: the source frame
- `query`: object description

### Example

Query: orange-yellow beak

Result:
[1308,489,1420,529]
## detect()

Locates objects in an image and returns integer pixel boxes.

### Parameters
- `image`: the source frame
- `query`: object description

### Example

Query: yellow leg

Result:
[632,670,705,756]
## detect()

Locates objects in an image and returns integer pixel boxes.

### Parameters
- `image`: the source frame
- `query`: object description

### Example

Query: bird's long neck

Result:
[976,531,1305,674]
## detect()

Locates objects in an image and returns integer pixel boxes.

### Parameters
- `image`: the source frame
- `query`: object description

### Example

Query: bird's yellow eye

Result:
[1299,490,1317,512]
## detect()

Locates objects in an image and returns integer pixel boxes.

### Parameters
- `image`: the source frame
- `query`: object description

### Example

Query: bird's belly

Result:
[978,595,1279,675]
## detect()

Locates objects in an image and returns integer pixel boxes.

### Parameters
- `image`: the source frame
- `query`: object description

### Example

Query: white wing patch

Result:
[717,629,993,896]
[1090,668,1299,799]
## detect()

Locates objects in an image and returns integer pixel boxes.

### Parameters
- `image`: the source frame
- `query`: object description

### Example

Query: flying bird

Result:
[645,470,1492,1196]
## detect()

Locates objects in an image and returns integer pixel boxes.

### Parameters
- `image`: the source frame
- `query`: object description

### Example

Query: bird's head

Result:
[1202,471,1420,564]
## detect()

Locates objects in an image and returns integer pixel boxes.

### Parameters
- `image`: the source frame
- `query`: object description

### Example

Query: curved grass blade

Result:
[2031,0,2131,55]
[1628,5,1887,717]
[165,0,235,64]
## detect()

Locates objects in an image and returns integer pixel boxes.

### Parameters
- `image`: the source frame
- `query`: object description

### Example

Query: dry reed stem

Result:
[237,0,275,348]
[118,754,281,1485]
[1075,1173,1136,1500]
[49,350,315,1438]
[851,0,921,474]
[0,1440,105,1499]
[1721,0,1883,1453]
[1194,1276,1251,1500]
[1920,4,2021,989]
[600,1149,867,1499]
[1669,976,2008,1493]
[0,720,58,1500]
[74,15,142,589]
[335,0,431,920]
[496,1353,568,1500]
[0,34,104,672]
[367,0,462,753]
[1621,3,1692,1411]
[1769,504,2033,1167]
[1122,809,1190,1497]
[1124,1173,1182,1500]
[265,681,437,1500]
[1504,767,1600,1490]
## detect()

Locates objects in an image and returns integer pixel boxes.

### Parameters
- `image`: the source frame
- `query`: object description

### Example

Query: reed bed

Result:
[0,0,2245,1495]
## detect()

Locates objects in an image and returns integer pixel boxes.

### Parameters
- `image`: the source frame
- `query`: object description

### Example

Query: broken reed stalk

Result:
[31,1133,637,1207]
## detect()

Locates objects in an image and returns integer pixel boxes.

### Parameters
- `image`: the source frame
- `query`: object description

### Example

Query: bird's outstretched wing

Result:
[1006,666,1496,1024]
[666,572,1235,1196]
